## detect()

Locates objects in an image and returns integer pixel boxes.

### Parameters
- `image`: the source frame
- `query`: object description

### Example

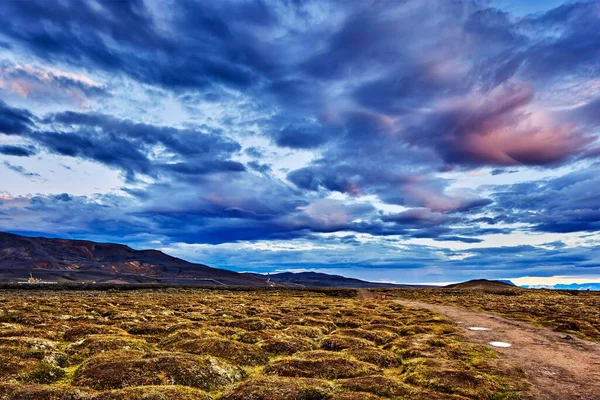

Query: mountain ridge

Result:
[245,271,432,288]
[445,279,517,290]
[0,232,268,286]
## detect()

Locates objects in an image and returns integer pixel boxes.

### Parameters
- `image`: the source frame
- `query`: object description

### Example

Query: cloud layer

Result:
[0,0,599,283]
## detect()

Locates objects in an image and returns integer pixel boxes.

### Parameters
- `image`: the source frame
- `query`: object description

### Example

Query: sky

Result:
[1,0,599,285]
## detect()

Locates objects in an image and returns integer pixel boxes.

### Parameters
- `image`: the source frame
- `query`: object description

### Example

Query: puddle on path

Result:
[468,327,491,331]
[489,341,512,348]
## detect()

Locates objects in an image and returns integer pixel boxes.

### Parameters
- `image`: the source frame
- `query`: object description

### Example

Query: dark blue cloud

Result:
[433,236,483,244]
[273,122,331,149]
[519,2,600,81]
[0,0,278,91]
[0,100,34,135]
[0,108,245,181]
[486,166,600,234]
[3,161,40,178]
[0,144,36,157]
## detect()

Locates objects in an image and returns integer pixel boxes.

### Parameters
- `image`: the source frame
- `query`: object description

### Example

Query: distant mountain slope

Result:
[245,271,431,288]
[522,283,600,291]
[0,232,268,286]
[446,279,517,290]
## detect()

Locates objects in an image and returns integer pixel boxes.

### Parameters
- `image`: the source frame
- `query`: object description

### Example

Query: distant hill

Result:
[446,279,517,290]
[245,271,431,288]
[0,232,268,286]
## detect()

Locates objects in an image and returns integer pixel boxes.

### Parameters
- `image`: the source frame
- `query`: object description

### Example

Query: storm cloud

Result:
[0,0,599,283]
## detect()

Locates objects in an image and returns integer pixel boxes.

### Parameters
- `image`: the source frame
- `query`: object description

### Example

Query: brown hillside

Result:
[0,232,267,286]
[445,279,517,290]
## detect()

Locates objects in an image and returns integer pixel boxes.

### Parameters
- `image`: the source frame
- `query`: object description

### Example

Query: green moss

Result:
[17,362,66,384]
[404,365,501,398]
[221,377,334,400]
[63,325,127,341]
[332,329,396,345]
[285,326,325,339]
[320,336,372,351]
[65,335,154,363]
[342,348,400,368]
[125,322,172,335]
[0,383,93,400]
[329,392,383,400]
[264,357,380,379]
[259,337,316,355]
[337,376,413,397]
[280,318,337,334]
[91,385,212,400]
[222,317,282,331]
[72,351,245,391]
[165,338,269,366]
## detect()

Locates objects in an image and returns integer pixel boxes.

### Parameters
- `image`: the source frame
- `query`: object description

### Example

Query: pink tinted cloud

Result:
[432,83,594,166]
[0,63,105,107]
[383,207,452,226]
[403,184,491,213]
[298,199,356,227]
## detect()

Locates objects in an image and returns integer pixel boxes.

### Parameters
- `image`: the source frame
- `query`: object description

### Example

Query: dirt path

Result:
[395,299,600,400]
[357,288,378,300]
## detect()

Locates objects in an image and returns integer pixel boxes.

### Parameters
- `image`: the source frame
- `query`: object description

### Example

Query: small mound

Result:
[231,329,275,344]
[284,325,324,338]
[364,324,401,334]
[343,348,400,368]
[0,326,56,340]
[91,385,212,400]
[183,311,213,321]
[0,384,93,400]
[384,335,454,359]
[368,317,402,327]
[165,337,269,366]
[332,329,396,345]
[332,318,363,328]
[405,367,491,397]
[165,321,206,333]
[222,317,282,331]
[320,336,372,351]
[0,337,59,352]
[293,350,344,360]
[0,354,28,380]
[264,357,380,379]
[280,318,337,333]
[0,354,65,384]
[63,324,128,341]
[72,350,245,391]
[337,376,412,397]
[259,337,316,355]
[330,392,383,400]
[221,377,334,400]
[66,335,154,362]
[409,389,473,400]
[125,322,172,335]
[159,330,204,347]
[17,362,66,384]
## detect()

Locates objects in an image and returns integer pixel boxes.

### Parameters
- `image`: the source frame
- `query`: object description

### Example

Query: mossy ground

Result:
[0,289,530,399]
